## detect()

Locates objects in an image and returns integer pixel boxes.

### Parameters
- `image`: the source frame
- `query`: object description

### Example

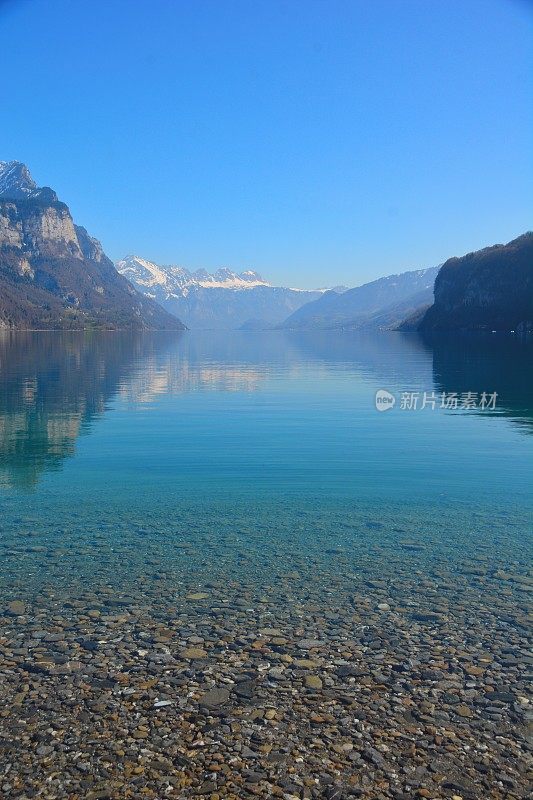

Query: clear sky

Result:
[0,0,531,287]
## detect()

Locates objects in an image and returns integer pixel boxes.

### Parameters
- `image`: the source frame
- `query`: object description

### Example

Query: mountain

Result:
[403,233,533,333]
[0,161,184,330]
[341,286,434,331]
[278,266,439,330]
[117,255,325,330]
[117,255,270,295]
[0,160,45,200]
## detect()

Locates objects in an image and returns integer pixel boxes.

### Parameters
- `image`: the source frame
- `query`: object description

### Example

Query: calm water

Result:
[1,330,532,798]
[0,329,531,591]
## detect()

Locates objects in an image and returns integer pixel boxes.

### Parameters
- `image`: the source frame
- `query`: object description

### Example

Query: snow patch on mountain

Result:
[116,254,328,329]
[0,160,39,199]
[116,255,270,298]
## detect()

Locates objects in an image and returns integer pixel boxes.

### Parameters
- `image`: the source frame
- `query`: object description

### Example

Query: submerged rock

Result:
[6,600,26,615]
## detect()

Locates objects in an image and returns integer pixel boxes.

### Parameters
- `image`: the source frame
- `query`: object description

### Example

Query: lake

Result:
[0,330,531,798]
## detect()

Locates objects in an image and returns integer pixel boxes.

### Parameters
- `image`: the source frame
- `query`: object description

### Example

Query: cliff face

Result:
[416,233,533,333]
[0,162,185,330]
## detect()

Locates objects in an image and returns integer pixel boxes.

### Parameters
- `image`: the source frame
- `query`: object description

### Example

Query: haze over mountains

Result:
[0,161,530,334]
[278,267,439,331]
[0,161,184,330]
[117,255,326,330]
[277,233,532,334]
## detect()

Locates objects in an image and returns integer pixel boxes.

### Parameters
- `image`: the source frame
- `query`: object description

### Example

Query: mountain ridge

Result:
[404,232,533,333]
[278,266,439,330]
[117,255,270,295]
[118,254,328,330]
[0,161,184,330]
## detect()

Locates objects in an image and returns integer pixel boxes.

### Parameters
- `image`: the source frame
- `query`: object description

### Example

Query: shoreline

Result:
[1,547,529,799]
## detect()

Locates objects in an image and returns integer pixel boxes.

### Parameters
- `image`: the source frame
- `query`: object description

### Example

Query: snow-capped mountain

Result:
[117,255,324,329]
[117,256,270,295]
[0,160,48,200]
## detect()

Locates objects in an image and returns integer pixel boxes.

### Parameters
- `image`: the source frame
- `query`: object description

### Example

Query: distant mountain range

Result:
[0,161,184,330]
[2,161,530,334]
[403,233,533,334]
[276,234,532,333]
[117,255,327,330]
[277,267,439,330]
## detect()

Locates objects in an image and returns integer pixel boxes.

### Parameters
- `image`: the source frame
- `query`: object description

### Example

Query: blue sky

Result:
[0,0,531,287]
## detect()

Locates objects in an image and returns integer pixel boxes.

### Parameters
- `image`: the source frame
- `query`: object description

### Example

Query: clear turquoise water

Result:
[1,330,531,798]
[0,329,531,594]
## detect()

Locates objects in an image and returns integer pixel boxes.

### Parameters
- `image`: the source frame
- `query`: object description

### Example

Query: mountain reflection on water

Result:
[0,329,531,489]
[0,332,180,489]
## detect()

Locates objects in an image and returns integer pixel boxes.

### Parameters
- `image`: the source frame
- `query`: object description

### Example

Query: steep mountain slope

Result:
[0,161,185,330]
[117,255,324,329]
[0,160,43,200]
[279,267,439,330]
[336,286,434,331]
[405,233,533,333]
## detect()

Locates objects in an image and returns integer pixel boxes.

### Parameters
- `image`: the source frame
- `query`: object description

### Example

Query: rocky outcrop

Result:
[0,161,185,330]
[0,160,41,199]
[413,233,533,333]
[0,194,81,258]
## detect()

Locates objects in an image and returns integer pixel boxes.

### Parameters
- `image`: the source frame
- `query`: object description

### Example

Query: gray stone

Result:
[199,687,230,708]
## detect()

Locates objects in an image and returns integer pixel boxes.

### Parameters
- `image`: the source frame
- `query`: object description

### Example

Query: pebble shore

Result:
[0,502,531,799]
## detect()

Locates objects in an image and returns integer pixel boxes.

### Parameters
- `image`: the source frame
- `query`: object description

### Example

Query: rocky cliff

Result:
[0,161,185,330]
[413,233,533,333]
